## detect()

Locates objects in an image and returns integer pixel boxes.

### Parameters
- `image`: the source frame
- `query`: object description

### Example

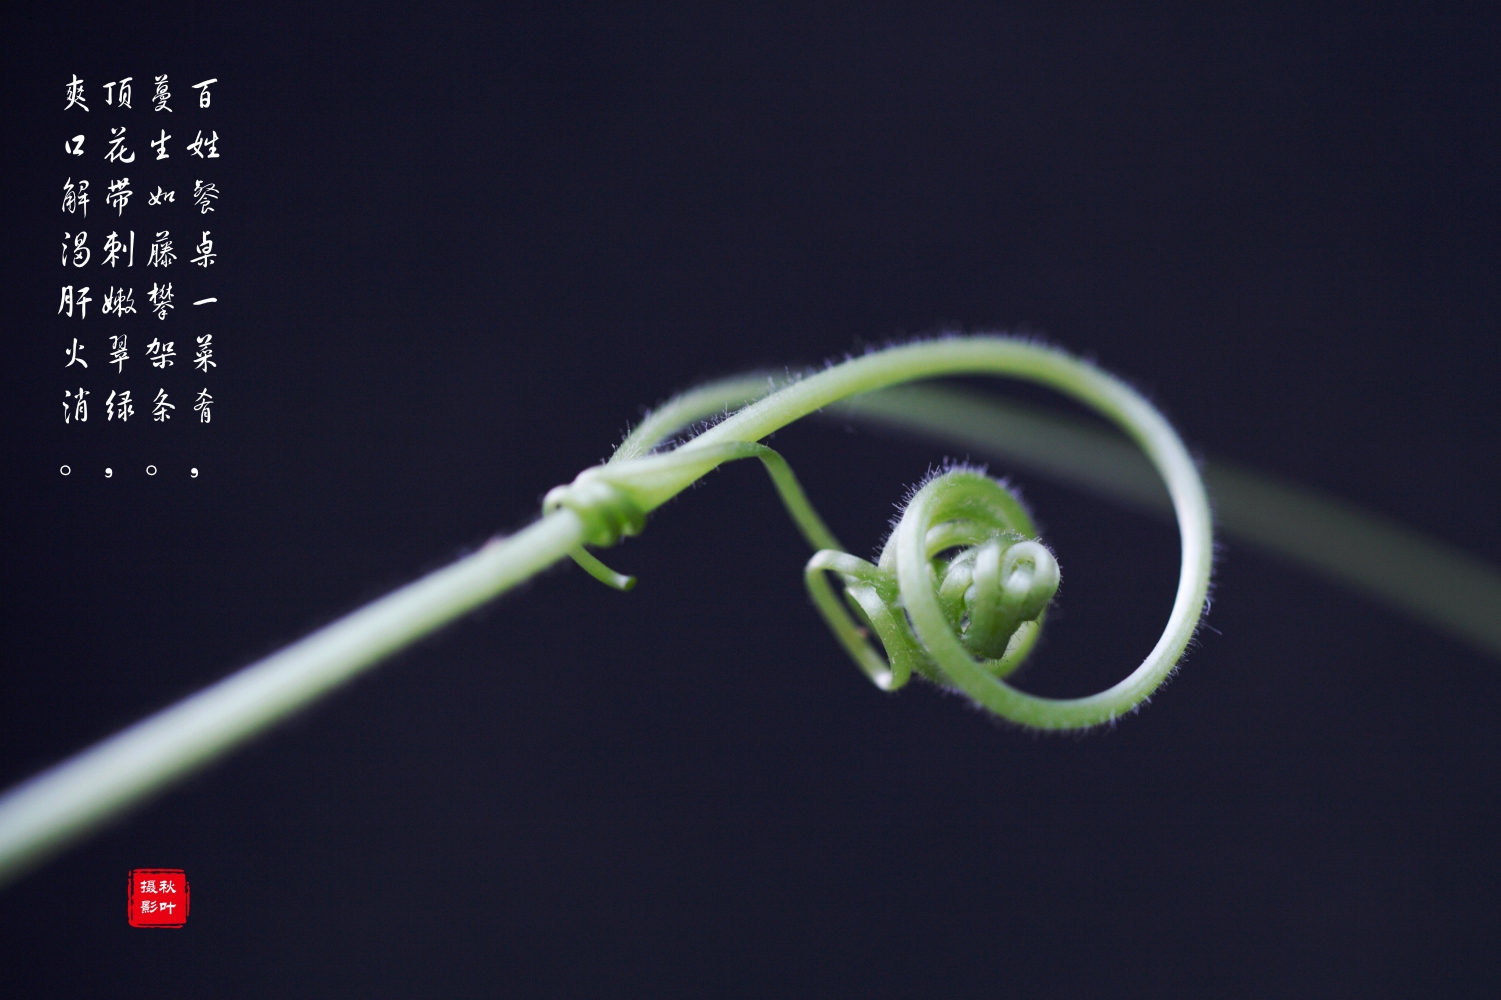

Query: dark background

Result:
[3,4,1499,996]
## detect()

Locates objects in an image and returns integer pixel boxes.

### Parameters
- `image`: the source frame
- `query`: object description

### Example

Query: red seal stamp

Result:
[127,869,189,928]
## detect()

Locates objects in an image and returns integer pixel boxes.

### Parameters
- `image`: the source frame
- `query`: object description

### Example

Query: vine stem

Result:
[0,336,1211,886]
[0,514,585,885]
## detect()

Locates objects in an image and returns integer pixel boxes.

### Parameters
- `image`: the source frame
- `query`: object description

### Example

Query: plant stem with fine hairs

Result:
[2,335,1220,885]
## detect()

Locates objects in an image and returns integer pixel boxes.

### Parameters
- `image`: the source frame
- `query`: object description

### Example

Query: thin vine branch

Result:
[30,331,1466,887]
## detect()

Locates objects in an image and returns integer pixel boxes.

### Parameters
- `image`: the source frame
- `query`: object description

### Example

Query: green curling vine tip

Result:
[545,335,1215,732]
[806,468,1060,694]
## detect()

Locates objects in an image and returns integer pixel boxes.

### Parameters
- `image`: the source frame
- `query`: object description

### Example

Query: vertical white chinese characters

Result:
[58,72,222,454]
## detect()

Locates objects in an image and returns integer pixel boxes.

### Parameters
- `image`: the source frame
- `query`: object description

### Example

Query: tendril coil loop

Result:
[543,441,843,592]
[543,469,648,549]
[805,468,1060,693]
[541,336,1214,731]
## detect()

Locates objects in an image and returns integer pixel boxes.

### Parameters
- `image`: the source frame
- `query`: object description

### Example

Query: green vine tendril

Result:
[540,335,1214,729]
[805,468,1059,695]
[0,335,1216,884]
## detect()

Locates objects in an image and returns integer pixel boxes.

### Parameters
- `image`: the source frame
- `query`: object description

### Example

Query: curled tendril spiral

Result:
[541,336,1214,731]
[806,468,1060,694]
